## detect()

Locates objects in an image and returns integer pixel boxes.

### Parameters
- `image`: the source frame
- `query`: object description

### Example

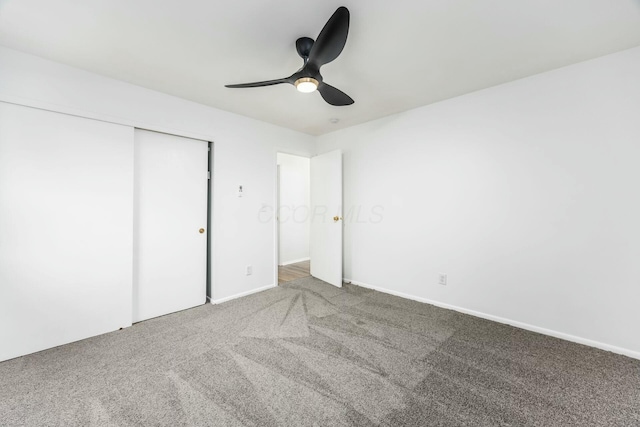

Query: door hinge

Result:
[207,171,211,179]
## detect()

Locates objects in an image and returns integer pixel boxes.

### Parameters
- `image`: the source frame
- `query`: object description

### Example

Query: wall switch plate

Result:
[246,265,252,276]
[438,273,447,286]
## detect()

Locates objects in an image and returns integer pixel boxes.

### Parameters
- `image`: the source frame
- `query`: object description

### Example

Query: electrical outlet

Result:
[438,273,447,286]
[246,265,252,276]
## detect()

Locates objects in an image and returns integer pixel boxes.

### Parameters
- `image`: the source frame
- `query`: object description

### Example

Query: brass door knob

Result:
[333,216,342,222]
[199,228,205,234]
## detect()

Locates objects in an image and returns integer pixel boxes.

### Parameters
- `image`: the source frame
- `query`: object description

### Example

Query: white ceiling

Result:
[1,0,640,135]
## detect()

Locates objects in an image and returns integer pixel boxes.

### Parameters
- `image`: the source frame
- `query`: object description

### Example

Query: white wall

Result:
[277,153,310,265]
[0,46,314,304]
[0,102,133,362]
[316,47,640,358]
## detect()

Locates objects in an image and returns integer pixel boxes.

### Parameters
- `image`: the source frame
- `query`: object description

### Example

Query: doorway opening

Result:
[276,152,311,285]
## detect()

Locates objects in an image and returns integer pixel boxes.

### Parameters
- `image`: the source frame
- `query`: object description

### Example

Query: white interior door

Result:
[310,149,343,287]
[0,102,133,362]
[134,129,208,322]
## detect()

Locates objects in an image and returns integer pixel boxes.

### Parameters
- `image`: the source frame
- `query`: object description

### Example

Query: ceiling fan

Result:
[225,7,354,106]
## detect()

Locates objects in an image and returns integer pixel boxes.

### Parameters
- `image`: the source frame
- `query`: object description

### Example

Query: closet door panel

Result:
[0,102,133,362]
[133,129,207,323]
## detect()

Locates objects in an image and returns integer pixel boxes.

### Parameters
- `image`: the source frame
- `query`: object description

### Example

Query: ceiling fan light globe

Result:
[295,77,319,93]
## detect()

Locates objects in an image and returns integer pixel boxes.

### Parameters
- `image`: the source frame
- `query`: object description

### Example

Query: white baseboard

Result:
[279,257,310,266]
[344,278,640,361]
[210,284,277,305]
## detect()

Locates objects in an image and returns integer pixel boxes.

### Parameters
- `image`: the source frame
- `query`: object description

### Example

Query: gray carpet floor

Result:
[1,277,639,426]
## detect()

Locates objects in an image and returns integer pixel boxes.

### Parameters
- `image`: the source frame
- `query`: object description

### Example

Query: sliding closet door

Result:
[133,130,208,322]
[0,102,133,362]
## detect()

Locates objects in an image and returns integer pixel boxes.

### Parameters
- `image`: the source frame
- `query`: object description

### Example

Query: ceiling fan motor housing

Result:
[296,37,315,61]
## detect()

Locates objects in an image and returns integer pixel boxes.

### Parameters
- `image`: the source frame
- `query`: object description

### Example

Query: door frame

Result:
[206,141,213,302]
[273,150,312,287]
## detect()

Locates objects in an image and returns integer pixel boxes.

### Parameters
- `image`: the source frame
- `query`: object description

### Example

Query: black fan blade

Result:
[225,78,290,88]
[307,7,350,68]
[317,83,354,106]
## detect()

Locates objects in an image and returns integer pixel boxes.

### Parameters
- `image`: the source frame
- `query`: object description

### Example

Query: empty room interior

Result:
[1,1,640,426]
